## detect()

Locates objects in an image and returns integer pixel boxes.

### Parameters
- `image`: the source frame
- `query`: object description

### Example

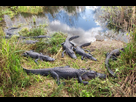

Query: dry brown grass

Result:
[113,68,136,97]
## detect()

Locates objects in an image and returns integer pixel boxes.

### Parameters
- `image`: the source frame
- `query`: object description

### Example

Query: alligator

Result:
[6,27,18,36]
[23,50,55,65]
[20,40,39,44]
[18,36,30,39]
[61,36,79,59]
[3,35,11,39]
[105,47,124,78]
[22,65,106,85]
[31,35,51,38]
[73,42,97,61]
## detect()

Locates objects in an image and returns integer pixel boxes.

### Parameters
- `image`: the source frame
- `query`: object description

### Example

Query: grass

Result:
[0,22,128,97]
[0,25,119,97]
[0,6,136,97]
[17,6,44,14]
[18,23,48,37]
[1,23,135,97]
[0,6,44,22]
[0,6,18,21]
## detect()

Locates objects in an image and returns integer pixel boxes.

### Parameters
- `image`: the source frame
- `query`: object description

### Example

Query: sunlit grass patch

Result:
[17,6,44,14]
[31,32,66,55]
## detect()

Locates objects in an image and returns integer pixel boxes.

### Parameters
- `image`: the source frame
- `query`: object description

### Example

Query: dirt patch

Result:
[88,40,125,53]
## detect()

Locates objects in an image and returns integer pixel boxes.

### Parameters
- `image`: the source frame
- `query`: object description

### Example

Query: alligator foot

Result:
[81,56,84,60]
[88,52,93,56]
[83,81,88,85]
[61,50,66,58]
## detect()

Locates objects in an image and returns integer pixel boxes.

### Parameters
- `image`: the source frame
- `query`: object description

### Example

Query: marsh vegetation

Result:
[0,6,135,97]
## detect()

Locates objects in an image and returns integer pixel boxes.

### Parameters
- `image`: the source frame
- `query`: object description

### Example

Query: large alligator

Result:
[73,42,97,61]
[22,65,106,85]
[6,27,18,36]
[61,36,79,59]
[20,40,39,44]
[23,50,55,65]
[31,35,51,38]
[105,48,124,78]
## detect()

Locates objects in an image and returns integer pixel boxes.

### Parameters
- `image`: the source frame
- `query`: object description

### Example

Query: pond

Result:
[2,6,130,45]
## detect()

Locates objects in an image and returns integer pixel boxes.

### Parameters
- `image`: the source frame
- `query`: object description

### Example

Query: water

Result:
[45,6,106,45]
[3,6,130,45]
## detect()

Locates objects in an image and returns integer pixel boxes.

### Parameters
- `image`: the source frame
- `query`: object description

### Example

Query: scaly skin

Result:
[61,36,79,59]
[73,42,97,61]
[22,66,106,85]
[32,35,51,38]
[105,48,124,78]
[6,27,18,36]
[23,50,55,65]
[21,40,39,44]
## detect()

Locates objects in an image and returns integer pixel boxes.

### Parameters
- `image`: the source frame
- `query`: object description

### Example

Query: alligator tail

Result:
[22,66,46,75]
[80,42,91,48]
[105,57,117,78]
[69,36,79,41]
[7,27,18,31]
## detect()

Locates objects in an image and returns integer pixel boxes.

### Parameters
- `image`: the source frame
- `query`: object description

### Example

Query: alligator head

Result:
[22,52,28,57]
[96,72,106,79]
[42,56,55,62]
[67,51,77,59]
[81,70,106,81]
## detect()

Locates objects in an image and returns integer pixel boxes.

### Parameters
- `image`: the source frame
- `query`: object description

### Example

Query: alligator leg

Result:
[61,50,66,58]
[88,52,93,56]
[50,71,60,85]
[85,49,91,53]
[76,72,88,85]
[81,56,84,60]
[34,58,39,65]
[61,42,64,45]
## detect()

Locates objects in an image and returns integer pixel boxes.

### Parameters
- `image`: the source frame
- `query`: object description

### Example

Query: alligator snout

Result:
[70,54,77,59]
[96,73,106,79]
[90,56,97,61]
[50,58,55,61]
[72,56,77,59]
[43,57,55,62]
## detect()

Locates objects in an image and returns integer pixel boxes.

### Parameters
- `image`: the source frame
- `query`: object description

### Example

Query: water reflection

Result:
[48,20,103,45]
[2,6,130,44]
[45,6,100,31]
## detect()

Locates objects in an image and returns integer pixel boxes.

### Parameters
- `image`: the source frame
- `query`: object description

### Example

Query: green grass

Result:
[17,6,44,14]
[19,24,48,37]
[0,26,114,97]
[1,25,134,97]
[31,32,66,54]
